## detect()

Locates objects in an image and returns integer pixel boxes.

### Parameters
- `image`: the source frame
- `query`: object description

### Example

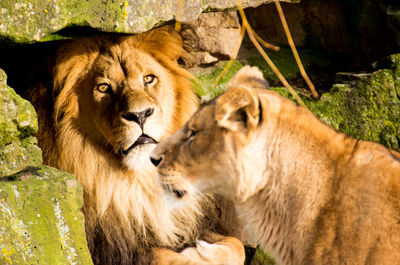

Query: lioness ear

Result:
[215,84,260,132]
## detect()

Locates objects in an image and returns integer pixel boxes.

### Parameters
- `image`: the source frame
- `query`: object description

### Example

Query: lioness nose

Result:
[122,108,154,127]
[150,156,162,167]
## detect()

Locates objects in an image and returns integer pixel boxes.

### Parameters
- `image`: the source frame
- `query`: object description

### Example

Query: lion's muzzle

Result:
[120,134,158,156]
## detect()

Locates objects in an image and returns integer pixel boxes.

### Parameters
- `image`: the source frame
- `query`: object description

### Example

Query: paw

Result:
[181,239,245,265]
[180,246,203,261]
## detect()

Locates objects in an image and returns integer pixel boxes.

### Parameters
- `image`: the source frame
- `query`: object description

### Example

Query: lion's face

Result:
[52,28,198,172]
[82,48,177,169]
[151,66,269,202]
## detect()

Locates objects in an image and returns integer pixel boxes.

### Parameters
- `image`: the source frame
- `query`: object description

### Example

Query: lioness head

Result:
[151,66,270,202]
[52,26,197,172]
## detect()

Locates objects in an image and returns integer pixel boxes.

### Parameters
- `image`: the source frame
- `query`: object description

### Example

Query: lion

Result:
[151,66,400,265]
[27,26,245,265]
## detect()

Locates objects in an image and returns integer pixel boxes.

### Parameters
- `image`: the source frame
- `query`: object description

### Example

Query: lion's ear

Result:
[215,84,260,132]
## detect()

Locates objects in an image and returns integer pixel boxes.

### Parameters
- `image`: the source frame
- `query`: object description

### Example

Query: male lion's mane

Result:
[29,27,219,265]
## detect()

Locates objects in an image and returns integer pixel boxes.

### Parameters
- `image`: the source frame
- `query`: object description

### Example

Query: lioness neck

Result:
[237,90,358,265]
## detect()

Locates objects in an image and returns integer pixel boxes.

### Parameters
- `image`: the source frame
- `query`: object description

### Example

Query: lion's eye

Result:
[186,129,196,140]
[143,74,157,85]
[96,83,111,93]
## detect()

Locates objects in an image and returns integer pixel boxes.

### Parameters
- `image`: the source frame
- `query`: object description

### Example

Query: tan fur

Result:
[152,233,244,265]
[28,26,244,265]
[152,66,400,265]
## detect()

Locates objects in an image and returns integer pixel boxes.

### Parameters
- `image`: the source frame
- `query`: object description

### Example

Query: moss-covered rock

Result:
[195,54,400,153]
[300,54,400,152]
[0,68,92,264]
[0,69,41,176]
[190,60,244,102]
[0,166,93,265]
[271,68,400,152]
[0,0,299,45]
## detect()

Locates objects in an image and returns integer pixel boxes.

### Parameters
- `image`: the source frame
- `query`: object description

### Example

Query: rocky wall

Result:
[192,54,400,153]
[0,0,298,44]
[0,69,92,265]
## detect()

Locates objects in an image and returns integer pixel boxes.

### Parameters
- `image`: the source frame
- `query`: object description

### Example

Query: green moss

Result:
[191,60,244,102]
[0,166,93,265]
[0,69,41,175]
[0,141,42,177]
[0,0,125,44]
[271,54,400,152]
[0,69,38,145]
[249,249,276,265]
[194,54,400,153]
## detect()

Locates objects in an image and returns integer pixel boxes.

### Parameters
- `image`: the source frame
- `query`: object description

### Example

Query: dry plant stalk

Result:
[237,2,306,107]
[251,25,280,52]
[274,0,318,98]
[212,13,280,89]
[174,0,313,106]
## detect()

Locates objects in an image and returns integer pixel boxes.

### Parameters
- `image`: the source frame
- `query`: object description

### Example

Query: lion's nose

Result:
[121,108,154,127]
[150,155,162,167]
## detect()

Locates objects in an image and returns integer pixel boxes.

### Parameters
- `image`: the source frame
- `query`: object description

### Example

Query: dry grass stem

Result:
[274,0,318,98]
[238,3,306,107]
[250,25,280,51]
[212,20,280,88]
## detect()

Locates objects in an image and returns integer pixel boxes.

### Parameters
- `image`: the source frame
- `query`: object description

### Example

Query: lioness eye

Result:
[96,83,111,93]
[143,74,157,85]
[187,129,196,140]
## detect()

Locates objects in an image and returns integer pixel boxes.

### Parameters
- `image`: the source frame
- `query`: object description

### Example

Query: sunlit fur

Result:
[152,66,400,265]
[28,26,232,265]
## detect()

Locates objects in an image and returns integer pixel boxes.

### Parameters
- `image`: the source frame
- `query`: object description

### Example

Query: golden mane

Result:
[31,27,217,264]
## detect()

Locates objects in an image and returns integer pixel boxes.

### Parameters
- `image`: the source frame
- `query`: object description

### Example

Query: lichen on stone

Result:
[272,54,400,152]
[0,166,93,265]
[192,54,400,153]
[0,69,41,176]
[0,0,297,44]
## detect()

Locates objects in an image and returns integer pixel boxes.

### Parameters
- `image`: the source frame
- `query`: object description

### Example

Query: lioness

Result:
[28,26,244,265]
[151,66,400,265]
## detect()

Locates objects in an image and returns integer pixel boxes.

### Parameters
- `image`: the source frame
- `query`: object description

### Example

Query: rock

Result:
[182,12,242,67]
[0,166,93,265]
[0,69,41,176]
[0,0,298,44]
[192,54,400,153]
[304,54,400,152]
[0,69,92,264]
[268,54,400,153]
[245,0,400,69]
